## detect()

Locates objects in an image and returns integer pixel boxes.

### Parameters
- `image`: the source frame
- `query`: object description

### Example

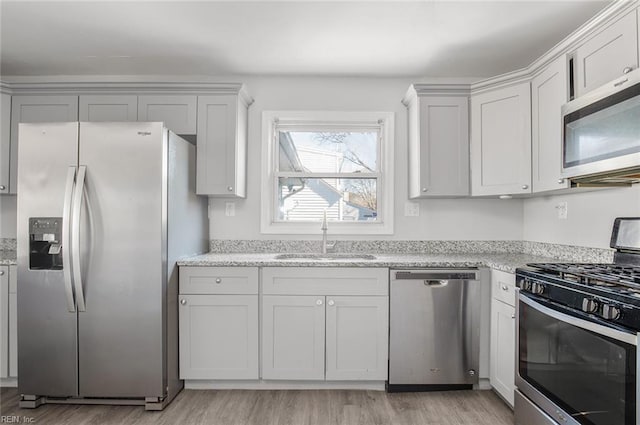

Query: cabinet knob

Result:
[623,66,634,74]
[521,184,529,190]
[180,299,187,305]
[0,270,4,276]
[215,278,222,284]
[0,185,5,191]
[316,299,323,306]
[501,285,509,291]
[511,314,516,319]
[421,188,428,192]
[227,186,234,192]
[557,178,565,184]
[328,300,335,306]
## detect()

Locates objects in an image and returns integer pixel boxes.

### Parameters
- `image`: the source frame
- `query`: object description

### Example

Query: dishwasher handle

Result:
[393,270,478,281]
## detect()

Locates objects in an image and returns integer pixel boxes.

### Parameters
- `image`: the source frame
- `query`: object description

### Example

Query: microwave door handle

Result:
[62,166,77,312]
[519,293,637,346]
[71,165,87,312]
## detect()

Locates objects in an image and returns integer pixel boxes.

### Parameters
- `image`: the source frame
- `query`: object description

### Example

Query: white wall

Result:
[209,76,525,241]
[523,185,640,249]
[0,195,17,239]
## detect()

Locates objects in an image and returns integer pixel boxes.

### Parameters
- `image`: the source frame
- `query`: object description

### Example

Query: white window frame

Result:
[261,110,394,235]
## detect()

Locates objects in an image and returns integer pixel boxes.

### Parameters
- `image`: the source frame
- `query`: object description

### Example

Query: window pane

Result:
[278,131,378,173]
[277,178,377,222]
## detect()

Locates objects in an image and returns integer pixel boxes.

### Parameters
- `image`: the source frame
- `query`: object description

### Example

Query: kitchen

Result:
[1,1,640,424]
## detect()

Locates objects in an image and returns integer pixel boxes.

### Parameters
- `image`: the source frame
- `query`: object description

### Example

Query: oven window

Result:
[519,300,637,425]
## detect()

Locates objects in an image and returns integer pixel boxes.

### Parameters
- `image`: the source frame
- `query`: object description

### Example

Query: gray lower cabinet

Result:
[490,269,516,407]
[261,295,326,380]
[178,267,259,380]
[1,265,17,381]
[261,267,389,382]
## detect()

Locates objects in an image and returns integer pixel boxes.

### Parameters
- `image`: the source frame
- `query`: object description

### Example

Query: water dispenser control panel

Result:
[29,217,63,270]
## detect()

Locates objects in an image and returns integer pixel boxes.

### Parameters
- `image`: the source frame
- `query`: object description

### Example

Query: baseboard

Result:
[0,377,17,388]
[185,380,386,390]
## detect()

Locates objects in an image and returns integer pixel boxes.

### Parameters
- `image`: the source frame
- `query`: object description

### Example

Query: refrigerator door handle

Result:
[72,165,87,312]
[62,166,77,312]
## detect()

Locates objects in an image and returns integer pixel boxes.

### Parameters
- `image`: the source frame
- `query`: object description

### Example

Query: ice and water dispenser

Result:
[29,217,63,270]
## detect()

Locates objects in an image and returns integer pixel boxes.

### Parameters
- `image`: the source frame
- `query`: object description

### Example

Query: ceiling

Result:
[0,1,611,79]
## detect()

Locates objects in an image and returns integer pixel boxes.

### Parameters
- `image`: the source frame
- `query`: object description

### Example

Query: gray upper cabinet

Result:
[79,95,137,122]
[575,9,639,97]
[0,93,10,194]
[10,95,78,194]
[196,88,252,197]
[470,82,532,196]
[138,95,197,135]
[532,56,571,193]
[404,86,469,198]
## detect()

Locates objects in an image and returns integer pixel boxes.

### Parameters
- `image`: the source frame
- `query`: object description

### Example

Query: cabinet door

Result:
[179,294,258,379]
[138,95,197,135]
[8,265,16,378]
[532,57,571,193]
[197,95,246,198]
[10,95,78,194]
[490,298,515,407]
[262,295,325,380]
[471,83,531,196]
[409,96,469,197]
[575,10,639,97]
[0,266,8,378]
[325,296,388,381]
[0,93,10,194]
[79,95,137,122]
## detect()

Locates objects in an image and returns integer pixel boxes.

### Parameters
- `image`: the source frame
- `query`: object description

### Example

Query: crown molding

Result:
[470,0,639,93]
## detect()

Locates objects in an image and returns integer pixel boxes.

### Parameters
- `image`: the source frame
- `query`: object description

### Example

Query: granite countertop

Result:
[177,252,565,273]
[0,250,17,266]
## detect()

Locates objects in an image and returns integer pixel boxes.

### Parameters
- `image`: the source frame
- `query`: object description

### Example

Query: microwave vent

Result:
[570,167,640,187]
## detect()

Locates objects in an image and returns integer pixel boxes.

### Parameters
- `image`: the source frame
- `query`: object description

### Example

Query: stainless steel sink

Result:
[274,253,377,260]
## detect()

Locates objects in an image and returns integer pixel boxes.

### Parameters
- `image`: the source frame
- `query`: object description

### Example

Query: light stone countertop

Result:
[0,250,17,266]
[177,252,573,273]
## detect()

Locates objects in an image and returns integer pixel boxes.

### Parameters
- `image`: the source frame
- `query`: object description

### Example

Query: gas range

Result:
[514,218,640,425]
[517,262,640,331]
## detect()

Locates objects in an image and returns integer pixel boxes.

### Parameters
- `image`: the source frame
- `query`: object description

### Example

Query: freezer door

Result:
[77,122,166,398]
[17,122,79,397]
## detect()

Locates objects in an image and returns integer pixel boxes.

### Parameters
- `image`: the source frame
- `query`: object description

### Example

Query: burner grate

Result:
[527,263,640,292]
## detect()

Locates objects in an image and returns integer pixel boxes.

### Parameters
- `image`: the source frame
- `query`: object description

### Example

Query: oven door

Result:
[516,292,638,425]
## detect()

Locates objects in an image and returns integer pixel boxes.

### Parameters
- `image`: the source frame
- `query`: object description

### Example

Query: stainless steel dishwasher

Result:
[388,269,481,392]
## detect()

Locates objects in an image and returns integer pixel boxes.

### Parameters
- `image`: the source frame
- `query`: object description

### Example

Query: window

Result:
[261,111,394,234]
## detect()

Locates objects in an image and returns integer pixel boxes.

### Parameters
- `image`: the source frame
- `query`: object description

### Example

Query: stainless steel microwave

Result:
[562,68,640,181]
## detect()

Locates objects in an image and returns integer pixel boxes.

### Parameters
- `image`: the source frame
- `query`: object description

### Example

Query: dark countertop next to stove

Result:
[0,250,16,266]
[177,252,576,273]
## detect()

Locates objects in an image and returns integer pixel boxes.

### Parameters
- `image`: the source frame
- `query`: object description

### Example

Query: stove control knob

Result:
[601,304,621,321]
[522,279,533,292]
[532,282,545,295]
[581,298,599,314]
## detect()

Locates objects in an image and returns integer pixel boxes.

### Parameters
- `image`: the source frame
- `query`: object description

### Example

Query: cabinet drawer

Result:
[491,269,516,307]
[180,267,258,294]
[262,268,388,296]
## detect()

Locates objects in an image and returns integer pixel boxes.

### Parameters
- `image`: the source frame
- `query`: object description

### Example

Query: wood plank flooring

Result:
[0,388,514,425]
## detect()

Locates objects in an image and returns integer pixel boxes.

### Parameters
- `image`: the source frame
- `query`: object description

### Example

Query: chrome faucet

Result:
[321,211,335,254]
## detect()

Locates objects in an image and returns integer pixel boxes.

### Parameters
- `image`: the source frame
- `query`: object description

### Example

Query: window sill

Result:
[260,221,394,235]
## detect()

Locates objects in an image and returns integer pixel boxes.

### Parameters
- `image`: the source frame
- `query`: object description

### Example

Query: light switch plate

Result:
[404,201,419,217]
[225,202,236,217]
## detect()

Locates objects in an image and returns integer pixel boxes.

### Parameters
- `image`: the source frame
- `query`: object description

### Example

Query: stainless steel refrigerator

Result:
[16,122,208,410]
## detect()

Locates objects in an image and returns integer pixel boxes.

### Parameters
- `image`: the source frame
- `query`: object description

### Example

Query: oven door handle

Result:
[519,293,638,346]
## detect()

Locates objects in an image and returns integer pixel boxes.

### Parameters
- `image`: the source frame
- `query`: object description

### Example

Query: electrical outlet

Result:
[404,201,419,217]
[225,202,236,217]
[556,202,568,219]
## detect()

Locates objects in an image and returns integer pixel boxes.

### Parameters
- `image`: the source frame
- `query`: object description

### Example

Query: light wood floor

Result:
[1,388,514,425]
